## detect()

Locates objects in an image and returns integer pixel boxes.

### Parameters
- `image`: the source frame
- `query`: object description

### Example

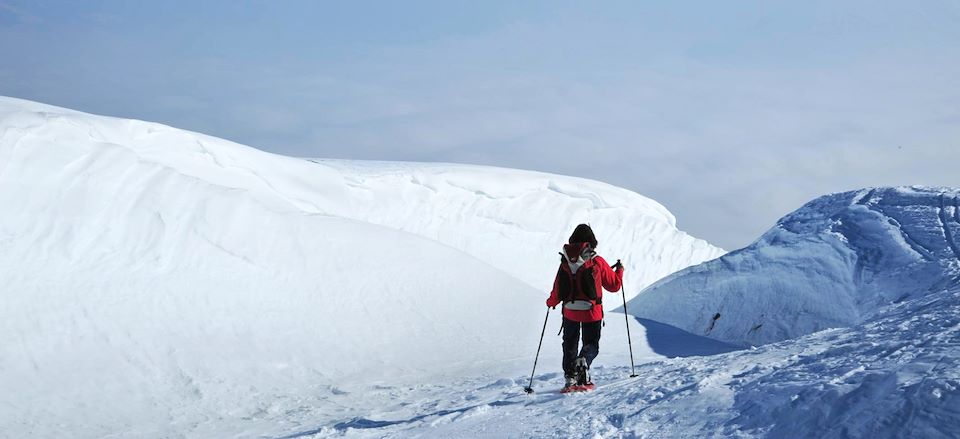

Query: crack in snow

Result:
[859,199,934,261]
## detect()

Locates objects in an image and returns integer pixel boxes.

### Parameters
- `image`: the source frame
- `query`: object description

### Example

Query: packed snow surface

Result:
[304,284,960,439]
[0,97,720,437]
[629,186,960,346]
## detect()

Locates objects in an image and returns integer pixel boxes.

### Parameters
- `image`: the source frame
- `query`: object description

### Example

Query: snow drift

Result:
[629,186,960,346]
[0,99,723,297]
[0,99,545,437]
[0,96,719,437]
[308,159,724,295]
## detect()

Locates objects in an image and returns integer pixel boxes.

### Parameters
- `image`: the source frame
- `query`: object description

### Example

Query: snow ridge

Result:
[629,186,960,346]
[309,159,724,293]
[0,96,723,295]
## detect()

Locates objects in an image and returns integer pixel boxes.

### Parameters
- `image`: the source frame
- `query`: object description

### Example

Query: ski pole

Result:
[524,307,551,394]
[615,260,638,378]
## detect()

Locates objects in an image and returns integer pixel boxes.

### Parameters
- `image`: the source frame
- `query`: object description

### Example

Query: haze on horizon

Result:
[1,0,958,249]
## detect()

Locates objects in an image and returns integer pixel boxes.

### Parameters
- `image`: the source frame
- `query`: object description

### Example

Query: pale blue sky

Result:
[2,1,958,248]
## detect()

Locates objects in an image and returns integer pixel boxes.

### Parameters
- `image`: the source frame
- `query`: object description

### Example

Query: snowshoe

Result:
[561,357,595,393]
[560,382,595,393]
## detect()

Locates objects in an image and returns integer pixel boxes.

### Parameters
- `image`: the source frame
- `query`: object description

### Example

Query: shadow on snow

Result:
[273,399,524,438]
[635,317,743,358]
[274,316,740,438]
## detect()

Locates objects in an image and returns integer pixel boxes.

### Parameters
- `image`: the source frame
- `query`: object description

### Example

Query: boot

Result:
[574,357,591,385]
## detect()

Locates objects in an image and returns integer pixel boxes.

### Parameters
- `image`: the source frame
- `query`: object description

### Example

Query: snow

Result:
[358,285,959,438]
[0,96,719,437]
[3,96,958,438]
[628,186,960,346]
[0,97,723,297]
[308,159,724,295]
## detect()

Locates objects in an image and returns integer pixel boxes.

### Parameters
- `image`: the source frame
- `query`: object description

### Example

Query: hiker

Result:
[545,224,624,389]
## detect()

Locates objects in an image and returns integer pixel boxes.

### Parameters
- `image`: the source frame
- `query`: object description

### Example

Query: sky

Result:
[1,0,958,249]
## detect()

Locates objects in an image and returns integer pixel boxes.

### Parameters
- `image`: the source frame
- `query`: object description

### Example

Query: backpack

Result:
[556,243,601,308]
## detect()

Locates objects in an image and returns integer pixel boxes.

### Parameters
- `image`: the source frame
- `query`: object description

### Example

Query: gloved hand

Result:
[546,296,560,309]
[612,259,624,273]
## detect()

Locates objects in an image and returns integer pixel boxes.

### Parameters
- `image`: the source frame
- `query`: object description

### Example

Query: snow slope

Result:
[314,283,960,439]
[628,186,960,346]
[0,96,720,437]
[0,100,549,438]
[278,188,960,438]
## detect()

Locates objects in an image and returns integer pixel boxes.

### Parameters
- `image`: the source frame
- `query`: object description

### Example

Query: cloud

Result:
[1,1,958,249]
[281,58,960,249]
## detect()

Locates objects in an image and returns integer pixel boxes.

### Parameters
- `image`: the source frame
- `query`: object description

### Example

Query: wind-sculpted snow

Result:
[0,96,720,437]
[628,186,960,346]
[0,98,722,298]
[308,159,724,294]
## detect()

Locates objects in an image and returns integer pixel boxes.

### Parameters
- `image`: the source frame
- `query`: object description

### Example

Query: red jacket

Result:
[546,255,623,322]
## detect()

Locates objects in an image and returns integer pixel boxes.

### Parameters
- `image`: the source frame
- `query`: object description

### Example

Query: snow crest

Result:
[0,97,722,296]
[308,159,725,294]
[628,186,960,346]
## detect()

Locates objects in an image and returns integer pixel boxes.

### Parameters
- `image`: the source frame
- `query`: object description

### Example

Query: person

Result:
[545,224,623,388]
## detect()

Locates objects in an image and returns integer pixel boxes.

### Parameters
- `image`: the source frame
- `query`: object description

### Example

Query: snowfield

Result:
[1,96,957,438]
[630,186,960,346]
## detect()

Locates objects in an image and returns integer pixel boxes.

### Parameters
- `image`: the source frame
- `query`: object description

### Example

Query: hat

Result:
[568,224,597,248]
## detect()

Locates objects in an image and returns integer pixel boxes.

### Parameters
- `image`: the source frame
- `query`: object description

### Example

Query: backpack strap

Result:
[578,262,599,304]
[556,253,572,304]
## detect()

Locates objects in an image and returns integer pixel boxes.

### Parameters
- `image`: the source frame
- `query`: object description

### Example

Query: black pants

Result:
[562,317,602,377]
